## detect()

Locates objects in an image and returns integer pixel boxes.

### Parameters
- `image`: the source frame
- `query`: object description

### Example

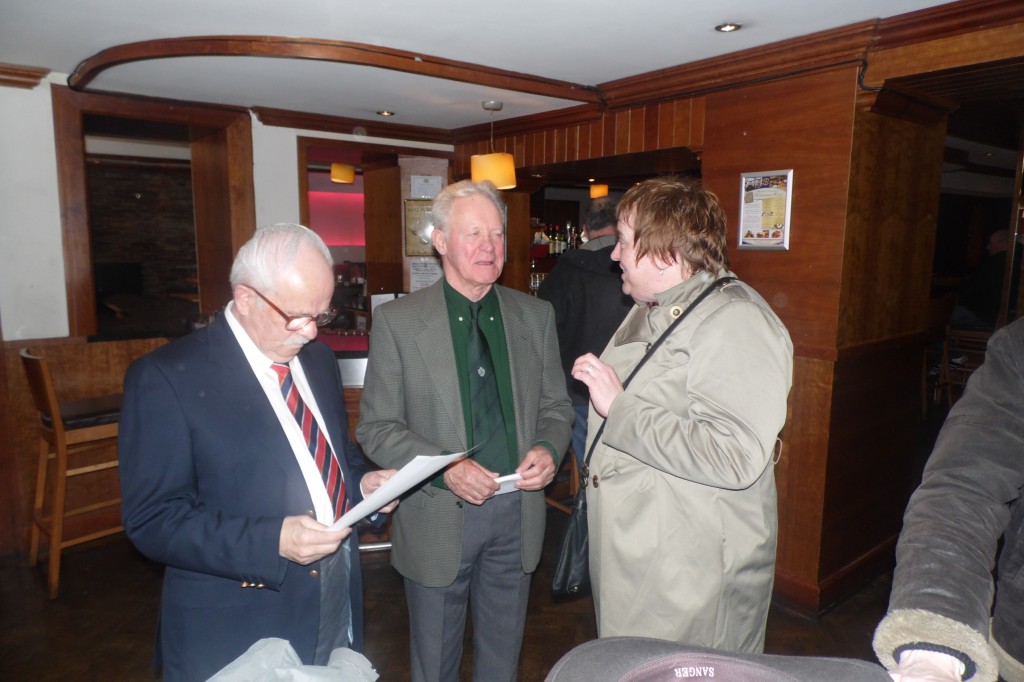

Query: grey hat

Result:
[545,638,892,681]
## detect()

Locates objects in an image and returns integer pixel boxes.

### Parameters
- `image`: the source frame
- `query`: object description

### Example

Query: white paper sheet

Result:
[494,472,522,495]
[329,450,468,530]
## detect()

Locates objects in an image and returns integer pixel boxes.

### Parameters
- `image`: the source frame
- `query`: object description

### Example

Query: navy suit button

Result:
[309,569,319,578]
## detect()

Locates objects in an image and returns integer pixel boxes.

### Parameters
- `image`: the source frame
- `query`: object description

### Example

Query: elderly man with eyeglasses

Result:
[119,223,397,682]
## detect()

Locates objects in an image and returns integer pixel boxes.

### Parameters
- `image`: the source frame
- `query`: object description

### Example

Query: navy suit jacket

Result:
[119,315,371,682]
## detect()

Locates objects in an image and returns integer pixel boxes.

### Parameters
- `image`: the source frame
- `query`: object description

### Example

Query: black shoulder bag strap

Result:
[579,276,736,482]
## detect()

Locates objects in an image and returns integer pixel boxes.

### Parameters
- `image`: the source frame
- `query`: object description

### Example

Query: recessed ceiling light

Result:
[376,110,395,117]
[715,22,742,33]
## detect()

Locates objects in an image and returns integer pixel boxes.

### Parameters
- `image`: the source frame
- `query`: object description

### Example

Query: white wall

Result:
[0,75,69,341]
[0,98,452,342]
[250,114,452,228]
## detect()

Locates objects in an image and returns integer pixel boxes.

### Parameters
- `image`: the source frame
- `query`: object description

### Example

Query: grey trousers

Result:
[405,491,532,682]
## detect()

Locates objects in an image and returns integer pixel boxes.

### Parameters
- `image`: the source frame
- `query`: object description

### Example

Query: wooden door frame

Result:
[50,86,256,335]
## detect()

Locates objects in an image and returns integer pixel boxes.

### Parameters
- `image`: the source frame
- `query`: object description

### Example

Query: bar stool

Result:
[21,349,123,598]
[938,326,991,406]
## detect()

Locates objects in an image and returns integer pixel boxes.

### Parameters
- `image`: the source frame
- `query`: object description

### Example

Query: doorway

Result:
[50,86,255,338]
[84,116,200,340]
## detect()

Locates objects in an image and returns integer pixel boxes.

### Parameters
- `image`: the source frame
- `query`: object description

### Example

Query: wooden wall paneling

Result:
[520,132,535,168]
[225,114,257,260]
[565,124,579,162]
[628,106,646,153]
[589,117,604,160]
[703,67,859,358]
[498,191,532,294]
[51,85,96,337]
[863,21,1024,88]
[838,110,946,346]
[600,22,877,110]
[702,67,859,611]
[543,130,556,166]
[600,111,615,158]
[454,144,469,180]
[580,116,594,159]
[614,109,631,155]
[551,128,564,164]
[525,131,540,167]
[0,319,20,557]
[772,356,833,609]
[364,164,403,294]
[642,103,660,151]
[513,134,528,171]
[343,387,362,444]
[1,337,168,558]
[819,340,921,606]
[657,101,676,149]
[4,345,38,558]
[689,97,706,151]
[190,127,238,314]
[809,109,945,608]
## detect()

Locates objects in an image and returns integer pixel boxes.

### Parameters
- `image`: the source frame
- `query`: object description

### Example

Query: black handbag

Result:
[551,277,735,597]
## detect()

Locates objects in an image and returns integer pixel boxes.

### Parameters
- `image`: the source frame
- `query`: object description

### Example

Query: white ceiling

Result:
[1,0,955,130]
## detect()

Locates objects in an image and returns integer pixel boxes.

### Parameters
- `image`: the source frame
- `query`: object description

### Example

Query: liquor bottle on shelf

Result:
[553,222,565,255]
[565,221,577,250]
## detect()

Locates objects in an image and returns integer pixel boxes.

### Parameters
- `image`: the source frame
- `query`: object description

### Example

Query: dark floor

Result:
[2,402,947,681]
[0,510,894,682]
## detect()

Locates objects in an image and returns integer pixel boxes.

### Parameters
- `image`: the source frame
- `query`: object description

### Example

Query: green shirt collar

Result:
[442,279,500,325]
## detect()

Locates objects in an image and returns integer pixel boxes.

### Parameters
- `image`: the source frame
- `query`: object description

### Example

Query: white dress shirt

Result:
[224,303,341,524]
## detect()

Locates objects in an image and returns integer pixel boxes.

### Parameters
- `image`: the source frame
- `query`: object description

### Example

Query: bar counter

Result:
[319,331,369,388]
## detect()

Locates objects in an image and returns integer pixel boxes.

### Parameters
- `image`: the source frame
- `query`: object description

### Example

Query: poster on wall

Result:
[738,170,793,251]
[405,199,436,257]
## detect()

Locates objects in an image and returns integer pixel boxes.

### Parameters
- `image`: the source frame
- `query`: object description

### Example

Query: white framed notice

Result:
[410,175,443,198]
[409,258,444,292]
[738,170,793,251]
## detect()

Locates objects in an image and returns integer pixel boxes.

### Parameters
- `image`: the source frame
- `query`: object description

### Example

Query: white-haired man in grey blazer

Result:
[358,180,573,682]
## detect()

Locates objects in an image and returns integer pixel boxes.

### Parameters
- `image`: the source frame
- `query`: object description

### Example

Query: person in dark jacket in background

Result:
[538,198,633,464]
[950,228,1021,330]
[873,317,1024,682]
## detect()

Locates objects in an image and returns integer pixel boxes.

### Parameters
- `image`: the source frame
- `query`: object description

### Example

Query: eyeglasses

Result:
[250,287,337,331]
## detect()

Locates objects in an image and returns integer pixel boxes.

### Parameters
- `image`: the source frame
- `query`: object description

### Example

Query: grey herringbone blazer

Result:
[357,280,573,587]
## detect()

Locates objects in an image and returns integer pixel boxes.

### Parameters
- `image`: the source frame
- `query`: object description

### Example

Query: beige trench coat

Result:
[587,272,793,653]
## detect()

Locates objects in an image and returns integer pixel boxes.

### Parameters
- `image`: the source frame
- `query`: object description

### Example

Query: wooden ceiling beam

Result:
[67,35,602,105]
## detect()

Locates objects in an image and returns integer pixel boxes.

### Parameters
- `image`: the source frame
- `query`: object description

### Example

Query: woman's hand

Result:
[572,353,622,418]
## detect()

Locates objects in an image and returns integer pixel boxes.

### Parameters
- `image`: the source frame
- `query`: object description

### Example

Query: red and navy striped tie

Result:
[272,363,346,521]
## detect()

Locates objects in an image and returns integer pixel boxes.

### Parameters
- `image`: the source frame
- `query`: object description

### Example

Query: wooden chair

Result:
[21,349,123,598]
[939,327,992,406]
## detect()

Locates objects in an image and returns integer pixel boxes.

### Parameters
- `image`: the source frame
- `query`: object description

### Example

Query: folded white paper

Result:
[329,450,468,530]
[494,472,522,495]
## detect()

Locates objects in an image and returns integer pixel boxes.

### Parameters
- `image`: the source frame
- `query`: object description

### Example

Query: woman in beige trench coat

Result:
[573,177,793,654]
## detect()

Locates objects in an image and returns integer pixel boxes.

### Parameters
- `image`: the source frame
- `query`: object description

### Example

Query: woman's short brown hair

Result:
[616,176,729,275]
